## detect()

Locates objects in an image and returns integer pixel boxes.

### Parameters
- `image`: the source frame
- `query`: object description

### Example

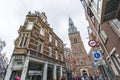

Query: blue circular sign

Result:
[94,53,101,58]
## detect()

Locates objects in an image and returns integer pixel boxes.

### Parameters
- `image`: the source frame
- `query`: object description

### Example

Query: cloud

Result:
[0,0,90,60]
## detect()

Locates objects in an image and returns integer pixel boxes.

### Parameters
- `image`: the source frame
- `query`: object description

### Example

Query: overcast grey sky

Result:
[0,0,90,60]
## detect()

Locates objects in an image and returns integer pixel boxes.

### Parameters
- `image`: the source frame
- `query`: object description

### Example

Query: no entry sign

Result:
[88,40,97,47]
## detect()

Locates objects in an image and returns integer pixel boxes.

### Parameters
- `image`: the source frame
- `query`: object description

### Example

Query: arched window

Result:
[74,38,77,43]
[82,70,88,76]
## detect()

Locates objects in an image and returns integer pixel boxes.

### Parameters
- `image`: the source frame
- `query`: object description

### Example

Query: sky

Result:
[0,0,90,60]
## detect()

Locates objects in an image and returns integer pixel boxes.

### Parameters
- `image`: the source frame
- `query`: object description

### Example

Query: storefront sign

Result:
[28,70,42,75]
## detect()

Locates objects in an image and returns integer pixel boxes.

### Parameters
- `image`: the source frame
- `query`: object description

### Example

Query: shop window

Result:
[17,61,23,65]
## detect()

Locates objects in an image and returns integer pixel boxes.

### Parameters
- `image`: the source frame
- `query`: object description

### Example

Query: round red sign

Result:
[88,40,97,47]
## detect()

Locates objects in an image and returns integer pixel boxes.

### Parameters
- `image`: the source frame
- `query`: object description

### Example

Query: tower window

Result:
[74,38,77,43]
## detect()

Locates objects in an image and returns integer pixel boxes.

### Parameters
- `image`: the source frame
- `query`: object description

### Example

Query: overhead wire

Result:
[19,0,29,12]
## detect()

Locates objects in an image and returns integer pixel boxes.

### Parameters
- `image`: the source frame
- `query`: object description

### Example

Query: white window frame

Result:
[110,47,120,75]
[55,51,58,60]
[49,34,52,42]
[55,39,58,46]
[110,19,120,37]
[110,60,119,75]
[40,27,44,36]
[99,28,107,43]
[38,41,43,53]
[19,34,27,47]
[27,22,33,30]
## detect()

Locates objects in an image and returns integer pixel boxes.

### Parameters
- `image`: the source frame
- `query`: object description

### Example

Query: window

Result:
[55,51,58,59]
[61,54,63,62]
[110,48,120,75]
[99,28,107,43]
[19,34,27,47]
[91,15,95,23]
[27,22,33,30]
[38,41,43,53]
[110,19,120,37]
[49,34,52,42]
[88,27,93,34]
[80,58,84,65]
[40,27,44,36]
[74,38,77,43]
[49,46,52,57]
[17,61,23,65]
[55,39,58,46]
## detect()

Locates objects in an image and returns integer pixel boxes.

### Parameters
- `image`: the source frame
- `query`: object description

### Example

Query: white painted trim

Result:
[110,47,116,56]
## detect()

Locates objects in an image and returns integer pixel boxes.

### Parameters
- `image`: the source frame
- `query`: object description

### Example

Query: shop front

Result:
[26,61,44,80]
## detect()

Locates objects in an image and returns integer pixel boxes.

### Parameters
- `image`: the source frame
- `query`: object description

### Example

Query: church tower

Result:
[68,17,91,76]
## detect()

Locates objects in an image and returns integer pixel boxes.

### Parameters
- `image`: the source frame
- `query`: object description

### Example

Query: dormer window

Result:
[27,22,33,30]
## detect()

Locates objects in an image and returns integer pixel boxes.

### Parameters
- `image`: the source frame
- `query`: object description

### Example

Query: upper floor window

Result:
[80,58,84,65]
[38,41,43,53]
[27,22,33,30]
[99,28,107,43]
[48,46,52,57]
[87,26,93,35]
[19,34,27,47]
[40,27,44,36]
[49,34,52,42]
[61,54,64,62]
[110,19,120,37]
[55,39,58,46]
[55,51,58,60]
[110,48,120,75]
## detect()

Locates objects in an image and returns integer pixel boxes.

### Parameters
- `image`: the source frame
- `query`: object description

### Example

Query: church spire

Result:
[68,17,78,34]
[69,17,74,27]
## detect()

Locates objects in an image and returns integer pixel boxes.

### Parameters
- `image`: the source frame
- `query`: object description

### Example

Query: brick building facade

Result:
[81,0,120,79]
[68,17,91,77]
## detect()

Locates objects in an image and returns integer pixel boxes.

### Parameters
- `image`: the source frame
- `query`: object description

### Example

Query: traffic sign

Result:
[93,51,102,60]
[88,40,97,47]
